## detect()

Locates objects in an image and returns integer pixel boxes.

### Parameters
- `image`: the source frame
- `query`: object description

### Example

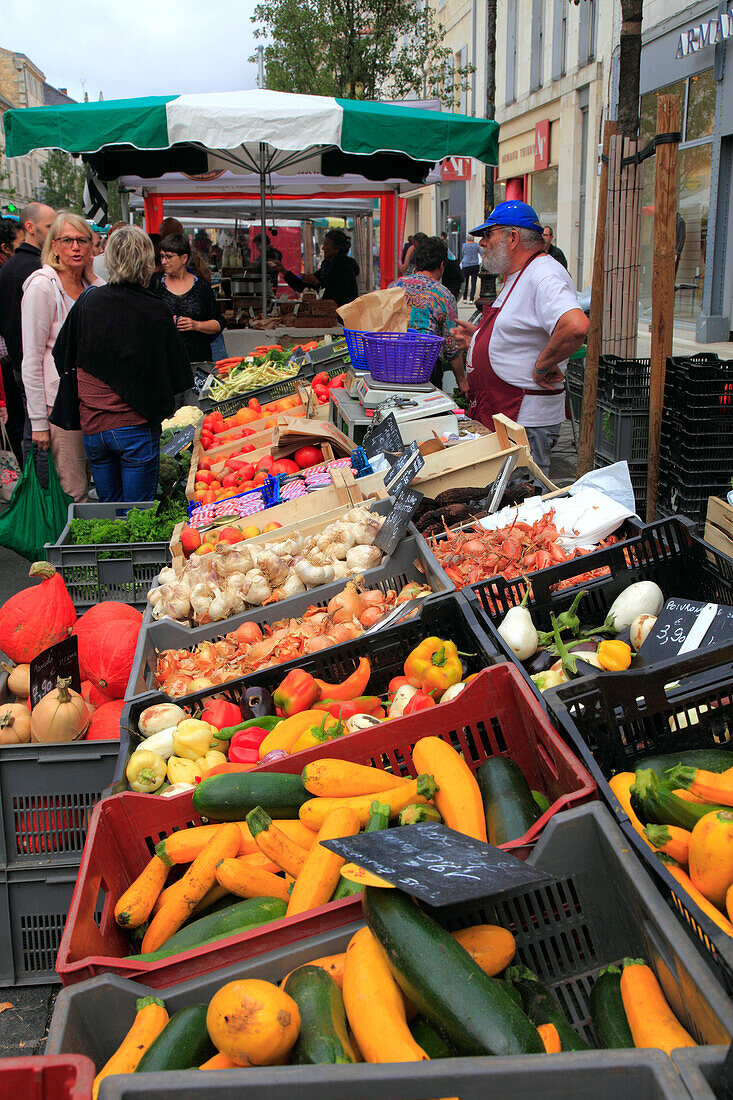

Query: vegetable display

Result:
[69,503,187,546]
[148,507,387,624]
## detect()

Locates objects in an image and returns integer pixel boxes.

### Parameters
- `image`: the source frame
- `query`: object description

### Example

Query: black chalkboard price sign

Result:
[635,597,733,667]
[384,440,424,497]
[161,424,196,457]
[322,823,552,907]
[374,487,423,555]
[362,412,403,459]
[30,636,82,709]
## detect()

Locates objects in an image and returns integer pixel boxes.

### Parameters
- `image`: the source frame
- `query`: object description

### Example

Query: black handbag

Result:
[49,284,96,432]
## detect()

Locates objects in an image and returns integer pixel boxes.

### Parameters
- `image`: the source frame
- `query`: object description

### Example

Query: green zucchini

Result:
[363,887,542,1056]
[131,897,287,961]
[399,804,443,826]
[409,1016,454,1058]
[532,790,551,813]
[497,978,523,1008]
[283,964,356,1065]
[333,800,389,900]
[192,771,308,820]
[505,966,589,1051]
[635,748,733,781]
[590,965,633,1049]
[136,1004,216,1072]
[630,769,728,830]
[476,757,541,845]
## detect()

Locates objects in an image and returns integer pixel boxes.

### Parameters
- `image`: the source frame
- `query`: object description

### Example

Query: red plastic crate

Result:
[56,665,595,988]
[0,1056,95,1100]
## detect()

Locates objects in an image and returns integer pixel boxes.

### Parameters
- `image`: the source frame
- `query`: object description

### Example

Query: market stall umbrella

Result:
[3,89,499,311]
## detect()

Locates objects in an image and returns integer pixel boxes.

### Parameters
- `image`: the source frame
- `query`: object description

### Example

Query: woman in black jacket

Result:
[274,229,359,307]
[53,225,192,502]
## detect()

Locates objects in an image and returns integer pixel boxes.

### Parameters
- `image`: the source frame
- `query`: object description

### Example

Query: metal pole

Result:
[259,142,268,319]
[120,188,130,223]
[258,46,265,89]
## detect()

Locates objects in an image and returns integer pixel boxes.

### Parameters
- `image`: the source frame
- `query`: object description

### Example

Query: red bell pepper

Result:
[312,371,329,387]
[201,699,242,731]
[388,675,410,701]
[403,690,436,715]
[313,657,371,701]
[228,726,270,764]
[273,668,320,716]
[327,372,347,389]
[314,696,382,720]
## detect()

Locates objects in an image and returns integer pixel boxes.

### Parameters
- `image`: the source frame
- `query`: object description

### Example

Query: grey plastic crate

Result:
[128,534,453,697]
[45,502,174,611]
[45,805,733,1092]
[595,400,650,464]
[673,1046,729,1100]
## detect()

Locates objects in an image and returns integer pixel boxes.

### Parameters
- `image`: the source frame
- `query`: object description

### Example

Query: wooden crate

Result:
[704,497,733,560]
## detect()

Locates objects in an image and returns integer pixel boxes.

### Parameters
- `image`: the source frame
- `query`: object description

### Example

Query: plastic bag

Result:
[0,448,72,561]
[0,423,21,502]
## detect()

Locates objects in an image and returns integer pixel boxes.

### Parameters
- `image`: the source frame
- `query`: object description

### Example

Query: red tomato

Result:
[241,444,256,454]
[240,428,255,437]
[293,445,323,469]
[222,472,246,489]
[270,459,300,476]
[316,393,329,404]
[248,398,262,414]
[195,469,214,485]
[197,457,212,471]
[312,371,329,387]
[228,459,255,479]
[256,455,274,472]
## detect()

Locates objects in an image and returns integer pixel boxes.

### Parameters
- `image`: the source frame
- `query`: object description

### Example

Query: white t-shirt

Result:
[467,253,580,427]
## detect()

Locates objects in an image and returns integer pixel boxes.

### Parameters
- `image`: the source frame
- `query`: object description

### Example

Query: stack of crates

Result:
[658,355,733,525]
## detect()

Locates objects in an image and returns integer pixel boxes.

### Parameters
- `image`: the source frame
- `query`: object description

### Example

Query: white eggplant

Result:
[630,613,657,651]
[138,703,187,736]
[531,669,567,692]
[159,782,196,798]
[344,713,382,733]
[605,582,664,631]
[497,605,538,660]
[440,682,466,704]
[137,727,177,760]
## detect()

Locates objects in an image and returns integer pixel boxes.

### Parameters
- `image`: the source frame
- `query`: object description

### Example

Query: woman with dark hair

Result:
[0,219,23,266]
[273,229,358,307]
[156,233,224,362]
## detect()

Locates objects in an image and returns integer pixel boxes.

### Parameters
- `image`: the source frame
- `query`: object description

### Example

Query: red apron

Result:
[467,251,564,427]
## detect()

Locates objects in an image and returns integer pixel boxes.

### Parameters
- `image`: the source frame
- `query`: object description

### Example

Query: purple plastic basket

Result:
[343,329,369,371]
[362,330,443,384]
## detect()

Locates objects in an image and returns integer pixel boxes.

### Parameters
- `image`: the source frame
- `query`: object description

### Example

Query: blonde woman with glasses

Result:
[21,212,104,501]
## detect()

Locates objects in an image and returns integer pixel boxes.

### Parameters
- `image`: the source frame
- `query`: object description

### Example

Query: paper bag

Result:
[337,287,410,332]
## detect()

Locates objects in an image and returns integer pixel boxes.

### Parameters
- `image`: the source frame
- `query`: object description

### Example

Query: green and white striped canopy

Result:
[3,89,498,178]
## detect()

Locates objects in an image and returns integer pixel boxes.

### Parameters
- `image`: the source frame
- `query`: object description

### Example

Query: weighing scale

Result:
[353,375,455,419]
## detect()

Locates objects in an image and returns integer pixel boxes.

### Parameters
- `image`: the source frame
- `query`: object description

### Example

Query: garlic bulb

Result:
[345,545,382,571]
[242,568,271,605]
[295,559,336,587]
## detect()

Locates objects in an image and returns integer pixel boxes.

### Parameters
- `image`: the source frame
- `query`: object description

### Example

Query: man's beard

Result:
[481,237,511,275]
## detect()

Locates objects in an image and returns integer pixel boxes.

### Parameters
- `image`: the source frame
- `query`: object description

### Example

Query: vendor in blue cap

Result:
[450,200,588,476]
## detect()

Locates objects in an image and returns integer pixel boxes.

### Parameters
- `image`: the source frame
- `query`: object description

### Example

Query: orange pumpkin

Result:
[0,562,76,664]
[73,603,143,680]
[85,698,124,740]
[206,979,300,1066]
[83,620,141,700]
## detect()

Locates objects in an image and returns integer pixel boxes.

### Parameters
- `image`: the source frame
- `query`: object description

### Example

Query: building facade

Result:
[0,48,49,203]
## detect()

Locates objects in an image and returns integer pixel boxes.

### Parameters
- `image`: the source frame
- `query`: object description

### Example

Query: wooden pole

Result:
[646,94,680,521]
[577,120,616,475]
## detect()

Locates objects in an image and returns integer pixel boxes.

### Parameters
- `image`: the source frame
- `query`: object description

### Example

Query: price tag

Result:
[635,597,733,667]
[374,487,423,555]
[322,824,552,907]
[30,637,82,709]
[362,412,403,459]
[160,424,196,457]
[384,440,424,496]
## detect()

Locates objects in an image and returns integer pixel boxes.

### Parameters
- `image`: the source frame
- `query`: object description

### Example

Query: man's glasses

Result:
[57,237,92,247]
[481,227,508,241]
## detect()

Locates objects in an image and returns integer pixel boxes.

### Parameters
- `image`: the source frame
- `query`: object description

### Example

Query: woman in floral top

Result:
[390,236,468,394]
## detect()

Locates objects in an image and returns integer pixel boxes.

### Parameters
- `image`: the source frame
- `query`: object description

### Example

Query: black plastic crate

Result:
[657,478,728,527]
[595,401,649,463]
[200,362,348,417]
[596,355,651,410]
[113,591,501,791]
[546,643,733,994]
[464,517,732,705]
[659,436,733,475]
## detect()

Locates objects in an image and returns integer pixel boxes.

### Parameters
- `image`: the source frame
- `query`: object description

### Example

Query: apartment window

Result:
[552,0,567,80]
[454,46,469,113]
[505,0,518,105]
[530,0,544,91]
[578,0,596,66]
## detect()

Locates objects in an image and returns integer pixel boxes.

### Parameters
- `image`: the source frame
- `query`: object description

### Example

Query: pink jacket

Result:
[21,265,105,431]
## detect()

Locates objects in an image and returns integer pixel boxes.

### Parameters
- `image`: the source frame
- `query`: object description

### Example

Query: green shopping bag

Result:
[0,448,72,561]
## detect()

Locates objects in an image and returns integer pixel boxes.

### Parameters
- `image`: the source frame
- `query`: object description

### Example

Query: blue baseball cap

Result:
[470,200,544,236]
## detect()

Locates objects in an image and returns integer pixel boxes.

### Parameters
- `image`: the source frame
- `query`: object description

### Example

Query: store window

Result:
[531,166,559,239]
[638,69,714,324]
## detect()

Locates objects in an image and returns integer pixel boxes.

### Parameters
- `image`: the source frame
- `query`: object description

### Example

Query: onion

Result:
[327,581,364,623]
[360,590,386,607]
[396,583,431,604]
[330,621,363,643]
[305,636,336,653]
[260,749,289,764]
[360,606,384,628]
[229,622,263,646]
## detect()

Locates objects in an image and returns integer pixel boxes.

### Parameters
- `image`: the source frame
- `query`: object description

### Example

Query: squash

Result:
[301,759,410,798]
[85,698,124,741]
[287,806,360,917]
[246,807,308,877]
[73,602,142,680]
[93,996,169,1098]
[206,979,300,1066]
[83,619,141,700]
[114,855,170,929]
[688,810,733,907]
[0,561,76,664]
[215,856,292,903]
[451,924,516,976]
[663,857,733,937]
[30,677,89,743]
[619,959,696,1054]
[412,736,487,842]
[537,1023,562,1053]
[6,663,30,699]
[0,702,31,745]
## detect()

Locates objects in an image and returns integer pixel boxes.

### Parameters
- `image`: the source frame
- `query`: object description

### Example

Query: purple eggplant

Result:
[523,649,556,675]
[240,686,274,721]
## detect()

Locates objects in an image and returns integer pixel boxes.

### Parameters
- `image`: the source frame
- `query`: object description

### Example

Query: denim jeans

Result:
[83,424,159,503]
[525,423,562,480]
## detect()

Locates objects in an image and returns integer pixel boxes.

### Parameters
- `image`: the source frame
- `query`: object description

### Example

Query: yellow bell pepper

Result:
[258,711,329,758]
[126,749,167,794]
[195,749,228,772]
[597,639,632,671]
[173,718,219,761]
[291,714,343,754]
[404,637,463,697]
[167,755,201,785]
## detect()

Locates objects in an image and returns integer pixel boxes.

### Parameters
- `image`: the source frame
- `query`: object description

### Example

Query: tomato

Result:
[327,372,347,389]
[202,490,217,505]
[312,371,329,387]
[270,459,300,476]
[316,393,329,404]
[248,398,262,414]
[312,383,330,396]
[240,428,255,437]
[195,469,214,485]
[256,455,274,472]
[253,471,268,486]
[197,457,212,471]
[240,444,256,454]
[222,472,246,489]
[293,445,323,469]
[228,459,255,479]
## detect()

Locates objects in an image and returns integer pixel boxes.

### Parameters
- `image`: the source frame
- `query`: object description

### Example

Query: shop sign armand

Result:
[676,9,733,57]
